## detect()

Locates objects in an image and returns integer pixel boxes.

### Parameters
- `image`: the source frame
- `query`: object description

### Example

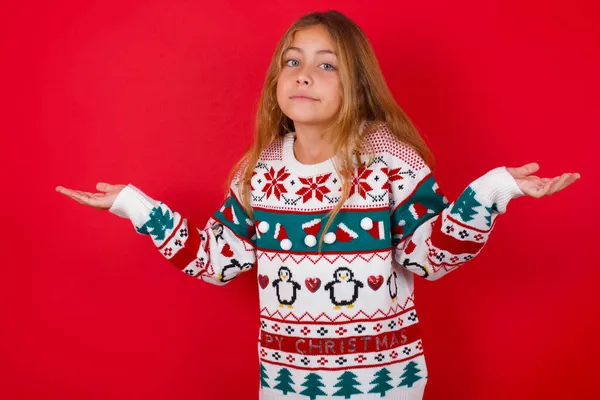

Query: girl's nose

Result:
[296,76,310,86]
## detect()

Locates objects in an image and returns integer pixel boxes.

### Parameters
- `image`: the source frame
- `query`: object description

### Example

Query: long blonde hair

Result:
[226,10,435,252]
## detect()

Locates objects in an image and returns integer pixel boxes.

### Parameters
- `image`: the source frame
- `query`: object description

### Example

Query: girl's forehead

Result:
[290,26,335,50]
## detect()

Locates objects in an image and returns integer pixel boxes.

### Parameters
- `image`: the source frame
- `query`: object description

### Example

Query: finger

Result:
[542,176,561,186]
[56,186,99,207]
[83,192,108,204]
[552,173,581,193]
[548,176,571,195]
[56,186,82,198]
[73,190,90,198]
[96,182,114,193]
[545,173,571,196]
[522,162,540,174]
[74,190,107,207]
[545,174,568,195]
[66,190,90,205]
[508,162,539,178]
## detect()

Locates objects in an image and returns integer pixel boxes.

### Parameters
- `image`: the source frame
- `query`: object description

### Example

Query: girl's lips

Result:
[291,96,317,101]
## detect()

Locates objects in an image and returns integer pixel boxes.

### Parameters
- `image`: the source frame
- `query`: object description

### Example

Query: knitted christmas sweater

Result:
[109,121,524,400]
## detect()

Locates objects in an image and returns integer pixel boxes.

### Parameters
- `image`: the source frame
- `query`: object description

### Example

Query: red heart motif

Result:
[258,274,269,289]
[221,243,234,258]
[368,275,384,291]
[305,277,321,293]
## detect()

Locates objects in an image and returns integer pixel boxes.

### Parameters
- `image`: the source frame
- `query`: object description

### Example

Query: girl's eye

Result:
[284,59,336,71]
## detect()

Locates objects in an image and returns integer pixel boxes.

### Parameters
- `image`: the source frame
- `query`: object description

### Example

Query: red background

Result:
[2,1,598,399]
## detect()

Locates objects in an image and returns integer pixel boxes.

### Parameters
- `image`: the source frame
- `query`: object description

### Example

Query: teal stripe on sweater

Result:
[254,208,391,253]
[212,191,254,242]
[391,175,447,241]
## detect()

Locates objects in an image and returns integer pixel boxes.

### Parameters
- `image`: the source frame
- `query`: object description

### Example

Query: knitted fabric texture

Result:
[109,121,524,399]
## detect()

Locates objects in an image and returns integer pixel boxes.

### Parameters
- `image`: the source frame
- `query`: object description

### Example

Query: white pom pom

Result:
[304,235,317,247]
[258,221,270,233]
[360,217,373,230]
[280,239,292,251]
[324,232,336,244]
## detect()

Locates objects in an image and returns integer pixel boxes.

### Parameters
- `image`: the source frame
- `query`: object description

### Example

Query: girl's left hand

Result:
[506,162,581,198]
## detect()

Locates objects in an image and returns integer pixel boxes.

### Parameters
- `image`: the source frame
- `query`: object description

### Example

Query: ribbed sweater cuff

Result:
[108,184,160,227]
[470,166,525,213]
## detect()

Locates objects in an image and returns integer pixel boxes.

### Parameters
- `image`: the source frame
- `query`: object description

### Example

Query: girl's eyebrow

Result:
[284,46,337,56]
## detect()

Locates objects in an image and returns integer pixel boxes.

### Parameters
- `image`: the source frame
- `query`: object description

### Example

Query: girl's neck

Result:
[292,121,336,165]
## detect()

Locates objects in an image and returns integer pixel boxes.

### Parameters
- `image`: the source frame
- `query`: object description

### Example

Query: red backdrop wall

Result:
[2,0,598,399]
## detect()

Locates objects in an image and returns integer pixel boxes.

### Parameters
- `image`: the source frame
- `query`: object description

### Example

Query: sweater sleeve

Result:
[388,150,524,281]
[108,173,256,286]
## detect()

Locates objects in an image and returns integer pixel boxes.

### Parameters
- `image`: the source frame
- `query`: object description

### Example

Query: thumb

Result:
[96,182,114,192]
[508,162,539,178]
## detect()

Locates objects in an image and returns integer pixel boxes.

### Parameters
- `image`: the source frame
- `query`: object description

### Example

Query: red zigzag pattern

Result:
[257,250,391,264]
[260,296,416,322]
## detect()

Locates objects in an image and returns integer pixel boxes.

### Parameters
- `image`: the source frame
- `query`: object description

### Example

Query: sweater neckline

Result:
[282,132,337,177]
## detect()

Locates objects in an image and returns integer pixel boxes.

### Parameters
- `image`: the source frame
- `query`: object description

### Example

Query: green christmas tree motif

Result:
[273,367,296,395]
[450,187,481,222]
[483,202,499,227]
[299,372,327,399]
[398,361,423,388]
[332,370,363,398]
[368,367,394,397]
[260,362,270,389]
[135,206,174,241]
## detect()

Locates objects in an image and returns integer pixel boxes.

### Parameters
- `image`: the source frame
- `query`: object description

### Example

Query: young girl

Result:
[56,10,579,400]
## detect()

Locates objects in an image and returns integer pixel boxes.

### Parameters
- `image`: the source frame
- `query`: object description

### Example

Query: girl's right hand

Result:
[55,183,127,211]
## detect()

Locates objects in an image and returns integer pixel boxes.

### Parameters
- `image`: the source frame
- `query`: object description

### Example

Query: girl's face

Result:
[276,25,342,127]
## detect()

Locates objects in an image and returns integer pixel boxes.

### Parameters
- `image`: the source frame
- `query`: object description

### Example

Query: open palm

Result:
[506,163,580,198]
[55,183,126,210]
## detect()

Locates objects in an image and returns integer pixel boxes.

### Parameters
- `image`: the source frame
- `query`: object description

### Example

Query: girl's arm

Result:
[389,153,524,281]
[108,174,256,286]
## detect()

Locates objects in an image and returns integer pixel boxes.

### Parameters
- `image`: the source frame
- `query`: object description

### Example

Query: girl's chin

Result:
[284,110,332,120]
[287,115,330,124]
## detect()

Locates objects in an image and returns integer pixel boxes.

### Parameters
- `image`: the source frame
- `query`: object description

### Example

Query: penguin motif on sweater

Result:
[272,266,301,308]
[402,258,430,279]
[217,258,254,282]
[324,266,364,309]
[217,258,253,283]
[387,270,399,302]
